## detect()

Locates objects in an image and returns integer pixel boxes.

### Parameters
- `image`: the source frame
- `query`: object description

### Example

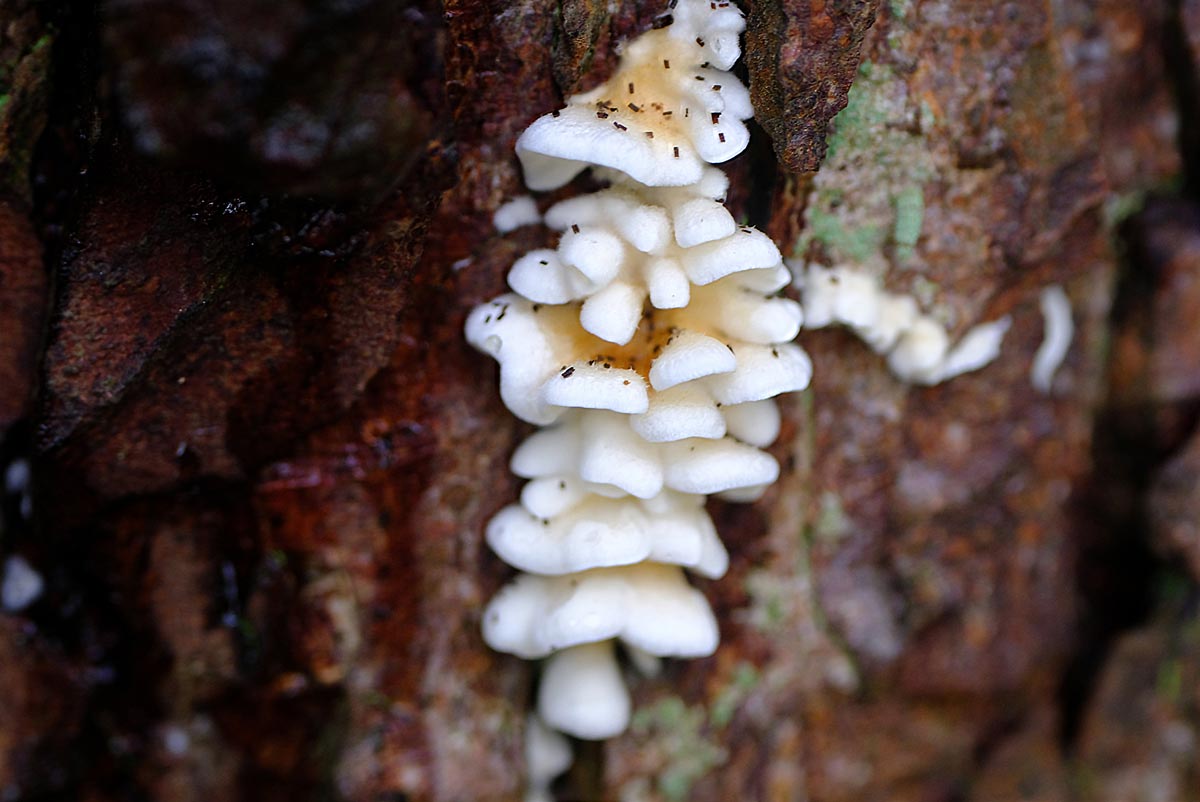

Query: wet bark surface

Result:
[2,1,1199,801]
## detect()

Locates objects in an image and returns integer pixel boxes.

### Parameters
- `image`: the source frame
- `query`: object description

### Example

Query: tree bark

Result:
[1,1,1197,800]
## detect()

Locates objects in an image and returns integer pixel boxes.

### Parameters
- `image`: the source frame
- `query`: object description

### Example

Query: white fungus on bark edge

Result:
[1032,284,1073,393]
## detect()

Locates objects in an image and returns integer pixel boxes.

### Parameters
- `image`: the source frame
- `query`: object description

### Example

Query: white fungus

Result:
[509,410,780,500]
[4,459,30,495]
[494,196,542,232]
[524,714,573,802]
[1032,284,1073,393]
[516,0,750,190]
[513,185,794,346]
[799,262,1010,386]
[482,561,719,661]
[486,489,728,578]
[537,641,632,740]
[466,0,817,787]
[2,555,44,612]
[468,3,1020,792]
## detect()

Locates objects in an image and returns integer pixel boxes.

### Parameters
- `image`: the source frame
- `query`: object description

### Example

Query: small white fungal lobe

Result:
[516,0,750,190]
[524,713,573,802]
[2,555,44,612]
[481,561,719,660]
[798,262,1010,385]
[4,459,30,494]
[1032,284,1073,393]
[493,195,542,233]
[538,641,632,739]
[486,487,729,578]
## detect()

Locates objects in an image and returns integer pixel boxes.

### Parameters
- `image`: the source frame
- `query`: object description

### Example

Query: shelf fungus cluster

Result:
[465,0,806,794]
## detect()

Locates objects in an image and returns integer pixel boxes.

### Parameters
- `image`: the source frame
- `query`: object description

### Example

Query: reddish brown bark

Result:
[2,1,1199,801]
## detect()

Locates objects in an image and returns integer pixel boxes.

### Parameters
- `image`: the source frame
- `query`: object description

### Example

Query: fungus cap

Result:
[579,281,645,345]
[464,295,567,425]
[797,263,842,329]
[516,0,752,190]
[646,256,691,309]
[631,383,726,442]
[680,227,782,286]
[721,399,782,448]
[518,106,707,191]
[648,329,737,391]
[688,278,803,344]
[545,189,672,254]
[507,249,586,305]
[662,437,780,495]
[704,343,813,406]
[525,714,573,801]
[486,489,728,577]
[887,316,950,383]
[541,361,649,413]
[1032,285,1072,392]
[512,412,665,499]
[482,563,720,659]
[936,316,1012,383]
[859,293,919,353]
[538,642,631,740]
[494,196,541,233]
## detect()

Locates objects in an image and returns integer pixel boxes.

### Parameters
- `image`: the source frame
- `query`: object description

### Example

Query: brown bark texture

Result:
[1,0,1198,800]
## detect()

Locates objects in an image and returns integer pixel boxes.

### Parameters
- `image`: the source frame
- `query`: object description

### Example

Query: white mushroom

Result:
[463,0,819,767]
[537,641,631,740]
[1031,285,1072,393]
[704,343,813,406]
[516,0,750,190]
[510,410,779,498]
[886,315,951,383]
[482,562,720,660]
[524,714,573,802]
[486,488,728,577]
[515,179,791,346]
[494,196,542,233]
[632,383,727,442]
[935,316,1012,384]
[648,329,736,391]
[465,295,649,424]
[721,398,782,448]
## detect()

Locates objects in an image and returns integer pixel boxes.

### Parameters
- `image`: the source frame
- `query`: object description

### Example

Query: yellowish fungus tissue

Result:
[467,1,1009,797]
